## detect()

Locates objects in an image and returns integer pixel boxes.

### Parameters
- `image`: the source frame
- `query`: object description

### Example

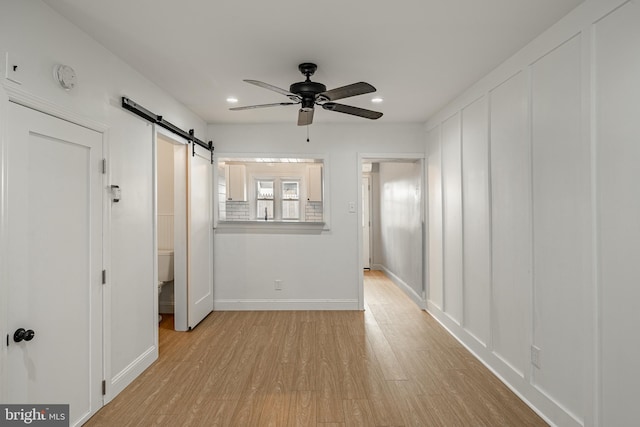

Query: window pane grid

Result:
[282,181,300,219]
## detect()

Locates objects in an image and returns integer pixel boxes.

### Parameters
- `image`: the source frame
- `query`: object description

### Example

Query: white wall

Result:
[369,166,383,268]
[0,0,206,402]
[378,161,423,302]
[157,136,175,218]
[426,126,443,309]
[461,96,491,347]
[209,123,424,310]
[157,136,175,312]
[489,69,531,379]
[157,135,175,253]
[530,34,587,419]
[594,2,640,425]
[424,1,639,426]
[442,113,464,324]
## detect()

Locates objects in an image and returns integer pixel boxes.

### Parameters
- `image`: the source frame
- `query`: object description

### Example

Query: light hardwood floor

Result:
[86,271,546,426]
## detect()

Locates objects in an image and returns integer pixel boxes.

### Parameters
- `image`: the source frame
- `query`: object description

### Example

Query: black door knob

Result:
[13,328,35,343]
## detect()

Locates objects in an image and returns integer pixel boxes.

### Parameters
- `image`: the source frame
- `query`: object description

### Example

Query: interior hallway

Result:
[86,271,546,426]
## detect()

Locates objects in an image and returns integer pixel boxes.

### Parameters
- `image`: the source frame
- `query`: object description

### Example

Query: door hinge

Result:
[102,158,107,174]
[102,380,106,395]
[102,270,106,285]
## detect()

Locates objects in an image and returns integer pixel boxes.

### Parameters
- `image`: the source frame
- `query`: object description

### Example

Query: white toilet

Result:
[158,249,174,322]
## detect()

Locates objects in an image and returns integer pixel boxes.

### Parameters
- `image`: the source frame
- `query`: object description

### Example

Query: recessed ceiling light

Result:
[226,97,238,103]
[371,97,383,103]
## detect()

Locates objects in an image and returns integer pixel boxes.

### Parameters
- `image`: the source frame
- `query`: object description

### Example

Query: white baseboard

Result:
[106,345,157,403]
[379,265,426,309]
[213,299,359,311]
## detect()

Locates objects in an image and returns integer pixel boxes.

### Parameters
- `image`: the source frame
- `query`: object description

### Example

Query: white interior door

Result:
[362,175,371,269]
[5,102,103,425]
[187,144,213,329]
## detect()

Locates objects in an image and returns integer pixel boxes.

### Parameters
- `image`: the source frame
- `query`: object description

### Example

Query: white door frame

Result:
[0,84,9,403]
[0,84,109,411]
[357,153,426,310]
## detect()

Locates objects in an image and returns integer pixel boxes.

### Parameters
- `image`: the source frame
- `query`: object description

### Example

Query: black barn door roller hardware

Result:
[122,97,214,163]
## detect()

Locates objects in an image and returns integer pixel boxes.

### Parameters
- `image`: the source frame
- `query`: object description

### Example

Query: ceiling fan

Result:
[230,63,383,126]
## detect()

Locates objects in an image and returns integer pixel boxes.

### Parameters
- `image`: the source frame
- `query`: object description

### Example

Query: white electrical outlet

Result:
[531,345,541,369]
[274,279,282,290]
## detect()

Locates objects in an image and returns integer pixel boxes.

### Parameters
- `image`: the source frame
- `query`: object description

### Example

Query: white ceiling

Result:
[43,0,583,125]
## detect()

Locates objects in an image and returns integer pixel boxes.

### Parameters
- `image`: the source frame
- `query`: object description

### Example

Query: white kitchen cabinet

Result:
[225,164,247,201]
[307,164,323,202]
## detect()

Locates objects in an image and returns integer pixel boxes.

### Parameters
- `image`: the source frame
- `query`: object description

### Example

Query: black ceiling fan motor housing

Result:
[290,81,327,97]
[291,63,326,110]
[290,80,326,110]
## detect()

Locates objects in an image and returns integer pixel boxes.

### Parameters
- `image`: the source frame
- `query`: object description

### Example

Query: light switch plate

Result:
[348,201,356,213]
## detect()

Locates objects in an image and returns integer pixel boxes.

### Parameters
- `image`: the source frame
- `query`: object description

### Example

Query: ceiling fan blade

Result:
[318,82,376,101]
[297,108,314,126]
[244,79,300,99]
[230,102,298,111]
[322,102,383,120]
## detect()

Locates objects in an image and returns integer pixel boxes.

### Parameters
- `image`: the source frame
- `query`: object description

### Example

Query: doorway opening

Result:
[156,131,188,332]
[155,128,214,334]
[358,155,426,310]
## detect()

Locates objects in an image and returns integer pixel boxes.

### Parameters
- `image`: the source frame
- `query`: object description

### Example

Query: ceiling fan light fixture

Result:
[226,97,238,103]
[371,97,383,103]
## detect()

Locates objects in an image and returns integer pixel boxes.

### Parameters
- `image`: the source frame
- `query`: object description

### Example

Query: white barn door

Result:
[187,143,213,328]
[4,102,103,425]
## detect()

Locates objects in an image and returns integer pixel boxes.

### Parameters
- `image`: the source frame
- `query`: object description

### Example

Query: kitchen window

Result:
[281,181,300,220]
[255,178,300,221]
